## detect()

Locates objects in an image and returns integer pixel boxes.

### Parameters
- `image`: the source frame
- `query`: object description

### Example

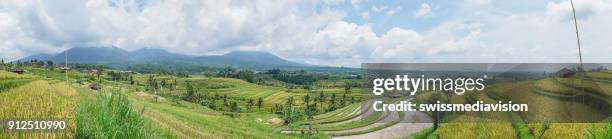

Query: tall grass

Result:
[76,90,163,138]
[508,112,534,139]
[0,70,31,80]
[412,127,436,139]
[584,122,612,139]
[0,79,31,92]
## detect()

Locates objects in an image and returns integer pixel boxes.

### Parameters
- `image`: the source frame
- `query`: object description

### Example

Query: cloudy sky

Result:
[0,0,611,67]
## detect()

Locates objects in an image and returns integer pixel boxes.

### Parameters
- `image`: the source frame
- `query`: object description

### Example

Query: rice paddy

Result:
[2,67,612,139]
[417,71,612,139]
[0,80,78,138]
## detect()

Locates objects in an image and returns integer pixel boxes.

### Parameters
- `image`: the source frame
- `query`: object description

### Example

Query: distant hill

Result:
[48,46,130,64]
[20,46,309,68]
[197,51,306,67]
[18,53,53,61]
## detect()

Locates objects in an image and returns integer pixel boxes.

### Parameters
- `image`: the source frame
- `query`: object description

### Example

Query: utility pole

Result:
[570,0,586,106]
[570,0,583,69]
[65,50,68,83]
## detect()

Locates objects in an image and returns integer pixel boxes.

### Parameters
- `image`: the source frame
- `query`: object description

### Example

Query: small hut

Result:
[555,68,576,78]
[89,83,101,90]
[11,68,25,74]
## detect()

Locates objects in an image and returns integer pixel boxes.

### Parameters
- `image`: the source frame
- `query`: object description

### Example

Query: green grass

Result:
[412,127,436,139]
[76,89,167,138]
[508,112,534,139]
[0,79,32,92]
[587,71,612,80]
[584,122,612,139]
[27,68,82,81]
[0,70,32,80]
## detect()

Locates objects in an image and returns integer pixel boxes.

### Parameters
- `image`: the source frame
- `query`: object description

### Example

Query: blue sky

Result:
[343,0,450,33]
[0,0,611,67]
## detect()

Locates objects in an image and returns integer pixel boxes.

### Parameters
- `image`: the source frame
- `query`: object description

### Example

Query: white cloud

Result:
[0,0,350,62]
[371,5,387,12]
[431,0,612,63]
[385,6,401,16]
[360,11,370,20]
[350,0,361,8]
[429,29,480,55]
[467,0,490,7]
[371,5,401,16]
[375,28,424,59]
[363,0,612,64]
[546,0,608,21]
[1,0,612,66]
[414,3,433,18]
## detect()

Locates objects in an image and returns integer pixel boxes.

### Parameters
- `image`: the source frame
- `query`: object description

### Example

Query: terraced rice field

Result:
[3,68,610,138]
[292,72,612,139]
[129,92,306,139]
[279,98,433,138]
[0,80,79,138]
[181,77,285,100]
[422,72,612,139]
[534,78,577,96]
[0,71,32,79]
[528,123,607,138]
[310,103,363,124]
[333,111,431,139]
[429,91,516,139]
[556,77,612,97]
[136,75,363,110]
[490,81,606,122]
[587,72,612,81]
[316,111,386,131]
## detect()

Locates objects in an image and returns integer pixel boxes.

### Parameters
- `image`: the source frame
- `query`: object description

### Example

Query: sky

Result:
[0,0,611,67]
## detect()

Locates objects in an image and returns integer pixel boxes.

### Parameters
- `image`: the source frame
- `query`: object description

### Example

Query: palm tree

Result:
[318,92,325,111]
[257,97,264,110]
[286,96,294,106]
[247,99,254,112]
[303,94,310,110]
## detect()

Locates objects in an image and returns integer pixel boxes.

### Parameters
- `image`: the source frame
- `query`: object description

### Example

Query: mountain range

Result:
[19,46,308,68]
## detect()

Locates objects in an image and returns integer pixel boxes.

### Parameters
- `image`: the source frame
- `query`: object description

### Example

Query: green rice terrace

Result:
[0,63,611,138]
